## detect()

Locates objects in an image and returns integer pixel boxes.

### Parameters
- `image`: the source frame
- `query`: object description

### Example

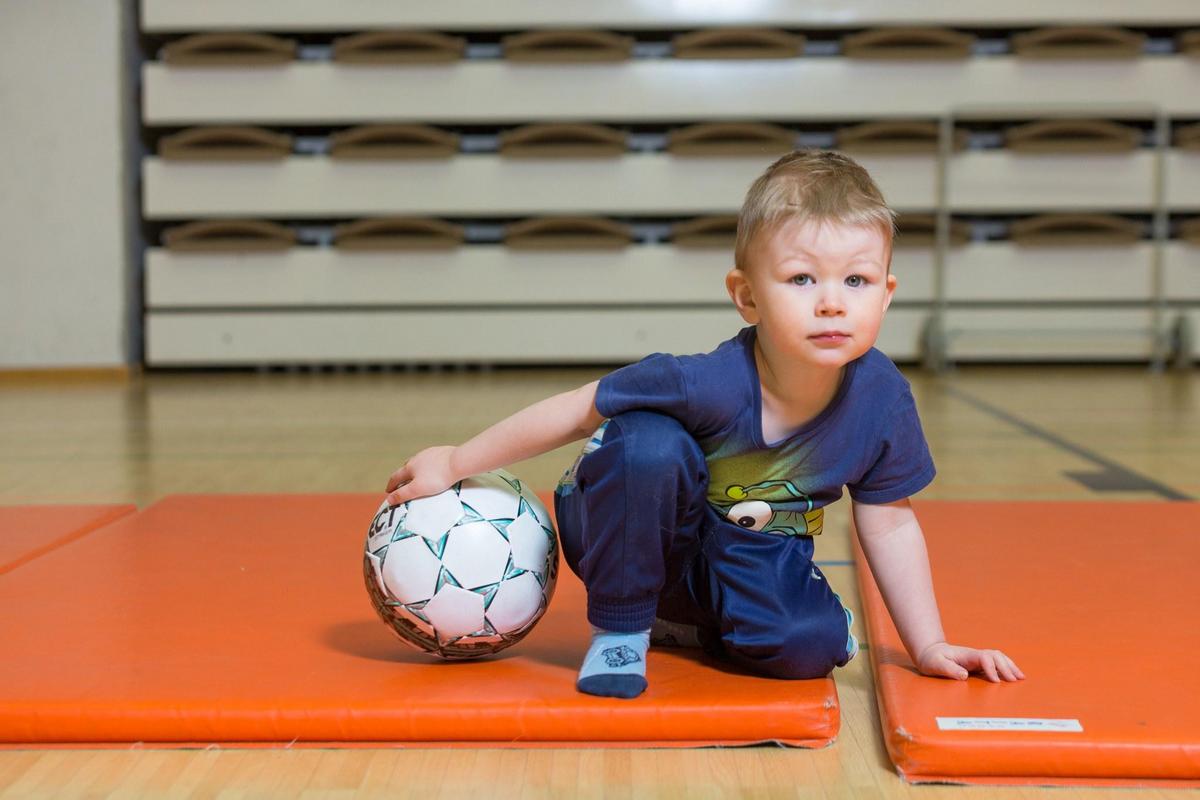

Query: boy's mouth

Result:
[809,331,850,343]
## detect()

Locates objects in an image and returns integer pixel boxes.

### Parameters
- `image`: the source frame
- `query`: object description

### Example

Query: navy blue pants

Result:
[554,410,854,680]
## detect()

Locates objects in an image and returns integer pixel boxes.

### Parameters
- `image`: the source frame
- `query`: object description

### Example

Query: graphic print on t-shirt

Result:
[704,447,825,536]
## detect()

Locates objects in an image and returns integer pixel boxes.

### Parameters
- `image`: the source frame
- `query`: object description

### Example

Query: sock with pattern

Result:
[576,627,651,699]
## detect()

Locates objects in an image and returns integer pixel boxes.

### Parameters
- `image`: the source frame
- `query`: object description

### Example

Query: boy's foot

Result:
[576,627,650,699]
[649,616,702,648]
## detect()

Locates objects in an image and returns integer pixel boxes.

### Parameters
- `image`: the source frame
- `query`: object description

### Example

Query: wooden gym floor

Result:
[1,363,1197,798]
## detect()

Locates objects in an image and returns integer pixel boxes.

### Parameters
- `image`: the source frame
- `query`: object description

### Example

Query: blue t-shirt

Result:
[573,325,935,537]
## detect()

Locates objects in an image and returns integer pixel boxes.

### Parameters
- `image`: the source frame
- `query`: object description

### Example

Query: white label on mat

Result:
[936,717,1083,732]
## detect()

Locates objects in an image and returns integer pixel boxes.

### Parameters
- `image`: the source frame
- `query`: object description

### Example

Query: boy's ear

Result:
[725,267,760,324]
[883,272,897,312]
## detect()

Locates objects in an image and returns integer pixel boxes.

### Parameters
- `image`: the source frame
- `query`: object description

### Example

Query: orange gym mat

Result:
[0,493,838,748]
[0,504,136,575]
[855,500,1200,787]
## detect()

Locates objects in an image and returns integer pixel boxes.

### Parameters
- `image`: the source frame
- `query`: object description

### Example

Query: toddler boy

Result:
[385,150,1023,699]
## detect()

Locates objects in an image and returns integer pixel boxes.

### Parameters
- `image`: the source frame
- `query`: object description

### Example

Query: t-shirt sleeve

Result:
[594,352,690,424]
[847,388,936,505]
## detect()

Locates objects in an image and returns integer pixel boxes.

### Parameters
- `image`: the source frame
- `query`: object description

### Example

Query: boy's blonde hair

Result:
[734,150,897,271]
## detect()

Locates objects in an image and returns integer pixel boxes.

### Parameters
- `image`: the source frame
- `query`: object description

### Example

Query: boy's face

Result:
[726,218,896,371]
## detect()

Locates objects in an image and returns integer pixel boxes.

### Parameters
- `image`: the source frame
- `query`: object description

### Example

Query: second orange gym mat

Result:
[0,504,136,575]
[855,501,1200,787]
[0,493,838,747]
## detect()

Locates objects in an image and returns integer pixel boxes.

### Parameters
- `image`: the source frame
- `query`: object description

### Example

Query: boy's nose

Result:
[815,289,845,316]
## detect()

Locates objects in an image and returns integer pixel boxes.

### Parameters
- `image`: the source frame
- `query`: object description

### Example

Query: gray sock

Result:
[576,627,650,699]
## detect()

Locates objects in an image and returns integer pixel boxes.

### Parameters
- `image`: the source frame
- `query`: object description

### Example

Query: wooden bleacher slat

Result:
[143,245,937,308]
[944,243,1156,301]
[948,151,1162,212]
[143,308,930,365]
[141,58,1200,125]
[140,153,936,218]
[942,309,1162,360]
[144,242,1196,308]
[141,150,1198,218]
[139,0,1200,32]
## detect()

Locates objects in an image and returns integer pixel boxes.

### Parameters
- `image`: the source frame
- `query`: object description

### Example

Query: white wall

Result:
[0,0,127,367]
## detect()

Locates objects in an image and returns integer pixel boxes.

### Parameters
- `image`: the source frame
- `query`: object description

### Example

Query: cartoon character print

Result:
[715,478,824,536]
[601,645,642,668]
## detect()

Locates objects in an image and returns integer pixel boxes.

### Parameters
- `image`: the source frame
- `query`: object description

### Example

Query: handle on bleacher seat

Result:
[894,214,971,248]
[161,33,297,66]
[332,31,466,63]
[1179,218,1200,246]
[835,120,967,154]
[666,122,795,156]
[1010,214,1143,246]
[162,220,297,252]
[502,30,634,62]
[671,216,739,249]
[1175,122,1200,151]
[1005,120,1142,153]
[333,218,465,251]
[672,28,804,60]
[504,217,633,250]
[841,28,975,60]
[1179,30,1200,56]
[1012,27,1146,59]
[158,127,293,160]
[329,125,460,159]
[498,124,627,158]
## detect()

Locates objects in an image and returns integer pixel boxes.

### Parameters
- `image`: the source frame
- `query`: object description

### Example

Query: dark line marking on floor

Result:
[944,386,1193,501]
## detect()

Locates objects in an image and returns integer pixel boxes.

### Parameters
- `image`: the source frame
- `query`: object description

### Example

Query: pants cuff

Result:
[586,594,657,633]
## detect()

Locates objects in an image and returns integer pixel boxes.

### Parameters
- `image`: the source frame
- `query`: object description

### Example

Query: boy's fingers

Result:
[931,648,1022,682]
[385,486,410,507]
[980,654,1000,683]
[385,465,412,493]
[992,655,1012,681]
[939,654,968,680]
[1003,654,1025,681]
[385,480,416,507]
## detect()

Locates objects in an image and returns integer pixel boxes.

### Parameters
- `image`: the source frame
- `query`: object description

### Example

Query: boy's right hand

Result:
[384,446,459,507]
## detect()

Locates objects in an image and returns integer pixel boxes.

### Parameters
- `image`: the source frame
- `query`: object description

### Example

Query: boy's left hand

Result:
[916,642,1025,683]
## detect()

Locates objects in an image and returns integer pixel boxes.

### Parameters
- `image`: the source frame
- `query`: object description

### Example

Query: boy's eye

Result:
[791,274,813,286]
[846,275,865,288]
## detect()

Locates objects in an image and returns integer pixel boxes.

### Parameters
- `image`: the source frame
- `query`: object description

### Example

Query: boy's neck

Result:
[753,335,844,424]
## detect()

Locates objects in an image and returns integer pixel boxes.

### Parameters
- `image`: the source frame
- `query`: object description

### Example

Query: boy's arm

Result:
[852,498,1024,683]
[385,380,605,506]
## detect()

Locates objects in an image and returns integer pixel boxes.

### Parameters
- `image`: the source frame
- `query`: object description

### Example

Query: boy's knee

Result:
[608,411,704,475]
[726,612,850,680]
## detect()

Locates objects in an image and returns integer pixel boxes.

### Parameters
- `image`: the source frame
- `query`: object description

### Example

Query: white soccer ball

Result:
[363,469,559,659]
